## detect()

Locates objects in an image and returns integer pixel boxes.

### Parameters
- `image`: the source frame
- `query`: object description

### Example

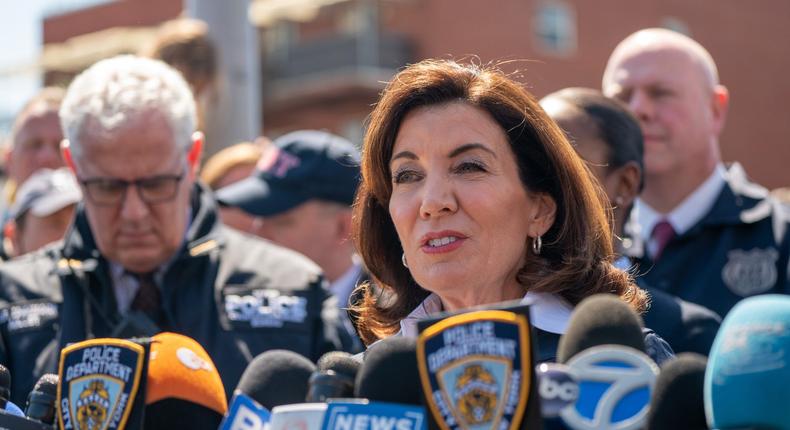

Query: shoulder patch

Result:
[1,301,59,332]
[223,288,308,328]
[58,338,145,430]
[722,248,779,297]
[417,310,531,430]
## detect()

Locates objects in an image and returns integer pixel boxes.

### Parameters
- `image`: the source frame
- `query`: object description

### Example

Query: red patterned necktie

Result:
[131,272,163,324]
[651,219,676,261]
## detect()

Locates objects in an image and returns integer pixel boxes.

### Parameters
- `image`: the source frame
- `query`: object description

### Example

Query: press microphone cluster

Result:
[50,331,227,430]
[220,342,425,430]
[552,294,659,430]
[6,291,786,429]
[0,366,54,429]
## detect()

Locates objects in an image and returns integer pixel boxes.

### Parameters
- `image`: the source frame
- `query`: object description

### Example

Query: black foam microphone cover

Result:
[557,294,646,363]
[647,353,708,430]
[306,352,362,402]
[144,398,224,430]
[0,364,10,409]
[25,373,58,425]
[317,351,361,380]
[236,349,317,410]
[354,336,422,405]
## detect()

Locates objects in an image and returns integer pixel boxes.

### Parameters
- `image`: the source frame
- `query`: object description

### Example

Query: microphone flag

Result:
[219,392,271,430]
[56,338,147,430]
[320,400,427,430]
[559,345,658,430]
[416,309,532,430]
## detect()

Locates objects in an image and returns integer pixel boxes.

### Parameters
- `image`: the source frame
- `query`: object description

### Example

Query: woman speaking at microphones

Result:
[349,59,672,363]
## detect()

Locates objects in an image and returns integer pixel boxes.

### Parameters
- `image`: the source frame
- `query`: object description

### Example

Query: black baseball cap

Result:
[216,130,360,216]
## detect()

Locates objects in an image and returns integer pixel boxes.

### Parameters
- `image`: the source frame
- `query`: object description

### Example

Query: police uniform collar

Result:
[622,163,777,258]
[693,163,772,228]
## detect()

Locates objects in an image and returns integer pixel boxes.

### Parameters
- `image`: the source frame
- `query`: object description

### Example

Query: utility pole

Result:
[186,0,261,155]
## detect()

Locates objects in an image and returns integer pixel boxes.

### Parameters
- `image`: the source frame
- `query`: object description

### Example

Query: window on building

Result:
[533,1,577,57]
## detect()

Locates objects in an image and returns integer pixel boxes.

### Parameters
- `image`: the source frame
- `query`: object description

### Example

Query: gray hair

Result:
[60,55,196,159]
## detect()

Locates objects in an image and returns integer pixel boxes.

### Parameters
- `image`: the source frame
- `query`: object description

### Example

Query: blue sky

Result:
[0,0,109,134]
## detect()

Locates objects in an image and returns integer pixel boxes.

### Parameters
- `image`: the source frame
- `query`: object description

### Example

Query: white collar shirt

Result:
[635,163,726,258]
[398,291,574,338]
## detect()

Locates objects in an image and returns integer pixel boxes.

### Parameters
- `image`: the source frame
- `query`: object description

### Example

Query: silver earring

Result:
[532,235,542,255]
[402,253,409,268]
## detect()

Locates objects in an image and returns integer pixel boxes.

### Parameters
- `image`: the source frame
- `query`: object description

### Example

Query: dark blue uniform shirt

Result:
[623,164,790,318]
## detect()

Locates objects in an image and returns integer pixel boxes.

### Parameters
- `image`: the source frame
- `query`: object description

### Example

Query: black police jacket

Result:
[624,164,790,318]
[0,183,349,405]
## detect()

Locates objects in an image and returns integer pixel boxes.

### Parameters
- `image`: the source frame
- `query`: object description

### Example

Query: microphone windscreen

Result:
[236,350,316,410]
[705,295,790,430]
[316,351,361,380]
[557,294,645,363]
[354,336,421,405]
[647,353,707,430]
[144,398,228,430]
[25,374,57,424]
[30,374,58,397]
[145,332,227,428]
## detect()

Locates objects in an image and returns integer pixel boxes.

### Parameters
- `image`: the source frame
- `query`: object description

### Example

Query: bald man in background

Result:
[602,28,790,317]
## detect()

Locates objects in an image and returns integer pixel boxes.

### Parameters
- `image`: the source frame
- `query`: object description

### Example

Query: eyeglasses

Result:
[79,173,185,206]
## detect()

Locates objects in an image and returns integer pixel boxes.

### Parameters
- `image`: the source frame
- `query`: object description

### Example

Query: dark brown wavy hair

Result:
[351,59,647,345]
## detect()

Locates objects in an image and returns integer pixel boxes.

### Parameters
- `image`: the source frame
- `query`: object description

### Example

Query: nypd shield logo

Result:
[722,248,779,297]
[57,338,145,430]
[417,310,531,430]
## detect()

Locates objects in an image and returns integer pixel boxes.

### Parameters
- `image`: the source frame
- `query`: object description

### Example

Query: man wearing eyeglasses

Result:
[0,56,349,405]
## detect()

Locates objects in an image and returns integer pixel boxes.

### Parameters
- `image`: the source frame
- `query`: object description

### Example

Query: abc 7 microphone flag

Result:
[559,345,658,430]
[416,308,539,430]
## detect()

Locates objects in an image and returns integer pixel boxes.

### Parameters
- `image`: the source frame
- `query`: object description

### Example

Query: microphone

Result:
[308,336,425,430]
[0,364,10,409]
[355,337,422,405]
[25,373,57,425]
[269,339,427,430]
[536,363,578,418]
[237,349,317,410]
[556,294,658,430]
[143,332,228,429]
[220,350,316,430]
[556,294,646,363]
[705,294,790,430]
[647,353,707,430]
[306,352,361,402]
[56,332,227,430]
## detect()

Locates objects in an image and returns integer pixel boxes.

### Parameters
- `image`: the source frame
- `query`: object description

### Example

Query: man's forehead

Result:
[606,33,717,90]
[606,47,703,90]
[74,119,184,176]
[13,105,60,136]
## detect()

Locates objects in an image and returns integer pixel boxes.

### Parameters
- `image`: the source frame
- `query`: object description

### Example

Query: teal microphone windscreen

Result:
[705,294,790,430]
